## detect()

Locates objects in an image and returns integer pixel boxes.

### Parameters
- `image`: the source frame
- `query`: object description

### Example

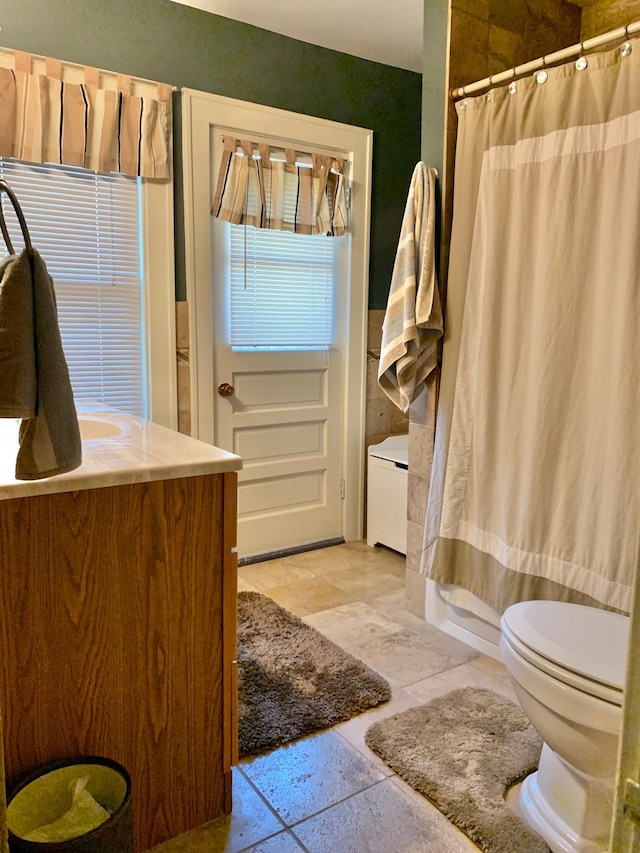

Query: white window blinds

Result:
[0,159,145,416]
[229,224,337,349]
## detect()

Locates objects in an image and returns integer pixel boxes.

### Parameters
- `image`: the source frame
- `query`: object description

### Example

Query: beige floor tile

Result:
[241,831,306,852]
[237,578,261,593]
[148,769,284,853]
[404,660,518,705]
[265,577,358,617]
[238,558,317,591]
[240,729,387,826]
[369,595,481,662]
[349,628,480,689]
[292,776,479,852]
[334,687,420,772]
[469,653,513,685]
[290,541,405,577]
[322,564,406,600]
[302,601,403,648]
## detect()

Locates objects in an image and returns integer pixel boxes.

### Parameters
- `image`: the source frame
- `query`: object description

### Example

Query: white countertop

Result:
[0,407,242,500]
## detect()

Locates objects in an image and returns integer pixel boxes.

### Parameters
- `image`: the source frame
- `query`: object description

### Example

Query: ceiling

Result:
[169,0,425,72]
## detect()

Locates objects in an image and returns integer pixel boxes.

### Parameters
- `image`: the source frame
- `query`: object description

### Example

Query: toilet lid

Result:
[502,601,628,693]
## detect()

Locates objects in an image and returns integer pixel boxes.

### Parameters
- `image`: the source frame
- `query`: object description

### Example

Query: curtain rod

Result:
[220,135,350,165]
[451,19,640,100]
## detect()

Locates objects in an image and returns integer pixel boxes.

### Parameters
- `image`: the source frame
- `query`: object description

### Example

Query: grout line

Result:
[286,777,395,830]
[236,828,311,853]
[234,765,290,832]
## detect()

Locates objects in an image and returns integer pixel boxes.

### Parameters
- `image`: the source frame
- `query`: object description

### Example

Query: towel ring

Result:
[0,180,32,254]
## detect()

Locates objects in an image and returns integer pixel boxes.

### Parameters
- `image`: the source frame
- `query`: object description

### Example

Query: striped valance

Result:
[212,136,348,236]
[0,50,171,180]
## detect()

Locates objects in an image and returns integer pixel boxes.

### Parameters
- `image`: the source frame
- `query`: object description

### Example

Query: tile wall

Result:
[175,302,191,436]
[581,0,640,39]
[365,310,409,451]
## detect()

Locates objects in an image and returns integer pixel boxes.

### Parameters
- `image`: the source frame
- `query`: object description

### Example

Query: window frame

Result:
[0,49,176,430]
[0,161,176,428]
[139,175,177,429]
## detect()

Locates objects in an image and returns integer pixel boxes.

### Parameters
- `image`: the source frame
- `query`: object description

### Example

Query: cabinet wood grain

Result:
[0,473,238,851]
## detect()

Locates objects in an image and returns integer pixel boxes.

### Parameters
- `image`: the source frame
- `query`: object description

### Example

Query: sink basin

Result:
[78,416,126,440]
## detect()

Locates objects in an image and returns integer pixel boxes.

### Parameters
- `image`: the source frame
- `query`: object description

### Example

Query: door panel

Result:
[211,132,346,557]
[234,421,325,463]
[233,368,325,409]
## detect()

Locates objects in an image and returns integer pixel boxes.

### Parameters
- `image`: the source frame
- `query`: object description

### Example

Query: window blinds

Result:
[229,223,336,349]
[0,159,145,416]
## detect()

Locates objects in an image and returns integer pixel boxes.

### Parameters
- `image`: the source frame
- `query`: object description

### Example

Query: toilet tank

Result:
[366,434,408,554]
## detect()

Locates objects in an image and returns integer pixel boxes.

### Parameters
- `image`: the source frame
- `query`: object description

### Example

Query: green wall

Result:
[2,0,422,309]
[422,0,449,177]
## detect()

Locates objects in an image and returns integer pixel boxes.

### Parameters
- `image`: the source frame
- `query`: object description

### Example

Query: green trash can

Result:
[6,757,132,853]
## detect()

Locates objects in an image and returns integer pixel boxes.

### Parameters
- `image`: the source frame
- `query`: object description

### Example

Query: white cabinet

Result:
[366,434,408,555]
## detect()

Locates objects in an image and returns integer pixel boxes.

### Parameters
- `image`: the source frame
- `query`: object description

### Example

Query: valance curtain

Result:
[421,38,640,617]
[211,135,348,236]
[0,51,171,179]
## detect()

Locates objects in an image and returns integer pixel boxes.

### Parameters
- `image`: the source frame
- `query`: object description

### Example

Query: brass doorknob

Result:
[217,382,235,397]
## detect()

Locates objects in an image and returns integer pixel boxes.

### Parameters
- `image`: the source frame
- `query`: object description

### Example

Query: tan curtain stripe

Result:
[211,135,348,236]
[0,50,171,180]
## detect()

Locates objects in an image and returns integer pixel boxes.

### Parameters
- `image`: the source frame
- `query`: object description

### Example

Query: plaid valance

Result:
[212,136,348,236]
[0,50,171,180]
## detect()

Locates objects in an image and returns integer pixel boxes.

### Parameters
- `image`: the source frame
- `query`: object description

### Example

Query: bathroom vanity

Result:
[0,411,242,851]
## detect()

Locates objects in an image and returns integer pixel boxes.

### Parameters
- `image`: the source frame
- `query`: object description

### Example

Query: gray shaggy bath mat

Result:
[365,687,548,853]
[238,591,391,757]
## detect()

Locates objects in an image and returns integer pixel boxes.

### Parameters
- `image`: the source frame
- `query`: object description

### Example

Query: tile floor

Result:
[151,541,521,853]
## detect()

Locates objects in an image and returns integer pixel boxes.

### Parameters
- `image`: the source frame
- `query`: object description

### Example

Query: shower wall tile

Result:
[449,10,490,87]
[488,25,523,75]
[409,424,435,479]
[405,565,427,618]
[452,0,490,18]
[407,472,429,526]
[406,520,424,573]
[581,0,640,39]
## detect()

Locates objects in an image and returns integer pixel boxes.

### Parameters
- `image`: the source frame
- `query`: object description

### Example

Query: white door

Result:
[182,90,373,558]
[211,192,347,556]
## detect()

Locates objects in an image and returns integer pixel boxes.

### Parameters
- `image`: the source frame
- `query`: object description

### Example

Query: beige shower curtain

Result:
[421,40,640,616]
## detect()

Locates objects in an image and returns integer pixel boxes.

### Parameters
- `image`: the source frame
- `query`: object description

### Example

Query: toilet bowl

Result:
[499,601,629,853]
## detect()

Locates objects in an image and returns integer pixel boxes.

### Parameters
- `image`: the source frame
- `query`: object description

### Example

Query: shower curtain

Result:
[421,39,640,617]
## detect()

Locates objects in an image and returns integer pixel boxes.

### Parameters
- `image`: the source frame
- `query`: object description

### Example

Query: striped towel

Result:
[378,162,443,413]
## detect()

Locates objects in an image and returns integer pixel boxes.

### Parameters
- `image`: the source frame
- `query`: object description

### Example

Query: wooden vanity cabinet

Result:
[0,471,238,851]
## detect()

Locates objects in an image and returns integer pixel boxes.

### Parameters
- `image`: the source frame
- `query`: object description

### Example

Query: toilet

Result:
[499,600,629,853]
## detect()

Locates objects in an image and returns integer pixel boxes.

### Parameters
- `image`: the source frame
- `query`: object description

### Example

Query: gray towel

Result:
[378,163,443,412]
[0,247,81,479]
